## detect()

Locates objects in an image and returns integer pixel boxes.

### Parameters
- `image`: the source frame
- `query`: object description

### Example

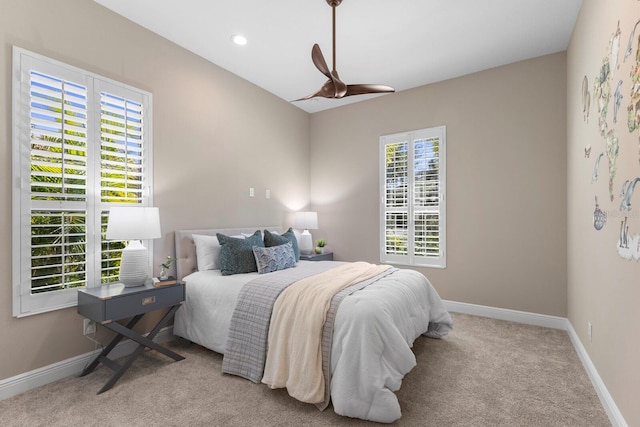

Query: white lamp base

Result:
[119,240,150,287]
[299,229,313,255]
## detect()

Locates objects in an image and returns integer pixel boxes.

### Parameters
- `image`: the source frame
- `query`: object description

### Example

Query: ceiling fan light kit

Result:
[293,0,394,102]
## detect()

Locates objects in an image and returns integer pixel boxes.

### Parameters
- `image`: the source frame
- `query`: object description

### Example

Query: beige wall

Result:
[567,0,640,424]
[0,0,309,379]
[310,53,568,317]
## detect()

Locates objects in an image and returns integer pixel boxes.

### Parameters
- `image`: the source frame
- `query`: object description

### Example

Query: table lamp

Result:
[294,211,318,255]
[106,206,161,287]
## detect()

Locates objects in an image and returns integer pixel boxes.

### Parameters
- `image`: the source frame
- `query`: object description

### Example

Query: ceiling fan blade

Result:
[330,70,347,98]
[345,84,395,97]
[291,90,323,102]
[311,44,332,79]
[291,78,342,101]
[312,44,347,98]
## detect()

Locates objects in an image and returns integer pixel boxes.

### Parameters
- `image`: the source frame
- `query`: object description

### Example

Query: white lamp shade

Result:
[106,207,161,240]
[106,206,161,287]
[294,211,318,230]
[295,211,318,255]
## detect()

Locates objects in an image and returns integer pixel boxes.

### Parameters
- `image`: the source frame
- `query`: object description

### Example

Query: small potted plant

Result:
[159,256,176,280]
[315,239,327,254]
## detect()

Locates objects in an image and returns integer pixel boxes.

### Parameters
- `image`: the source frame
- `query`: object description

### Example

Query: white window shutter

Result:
[12,47,153,317]
[380,126,446,268]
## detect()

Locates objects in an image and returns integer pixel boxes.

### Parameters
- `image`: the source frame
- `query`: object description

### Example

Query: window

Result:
[380,126,446,268]
[12,47,153,317]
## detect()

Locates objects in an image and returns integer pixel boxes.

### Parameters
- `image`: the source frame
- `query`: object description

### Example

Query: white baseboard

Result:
[0,327,174,401]
[444,300,568,329]
[445,300,627,427]
[566,322,628,427]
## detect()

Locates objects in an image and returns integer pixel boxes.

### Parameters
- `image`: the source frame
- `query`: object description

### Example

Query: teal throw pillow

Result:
[264,228,299,261]
[217,230,264,276]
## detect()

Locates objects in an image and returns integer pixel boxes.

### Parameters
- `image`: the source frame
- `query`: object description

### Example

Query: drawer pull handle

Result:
[142,296,156,306]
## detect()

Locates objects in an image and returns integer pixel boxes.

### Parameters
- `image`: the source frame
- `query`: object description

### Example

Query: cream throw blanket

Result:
[261,262,391,403]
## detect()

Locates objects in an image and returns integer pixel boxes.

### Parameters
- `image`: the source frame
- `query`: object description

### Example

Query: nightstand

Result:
[300,251,334,261]
[77,282,185,394]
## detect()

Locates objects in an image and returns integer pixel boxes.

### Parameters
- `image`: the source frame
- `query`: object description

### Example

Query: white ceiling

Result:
[94,0,582,114]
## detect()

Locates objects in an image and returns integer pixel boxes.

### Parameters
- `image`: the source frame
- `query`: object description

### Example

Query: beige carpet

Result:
[0,313,611,426]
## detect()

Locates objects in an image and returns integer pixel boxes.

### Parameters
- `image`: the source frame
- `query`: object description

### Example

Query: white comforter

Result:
[174,261,453,423]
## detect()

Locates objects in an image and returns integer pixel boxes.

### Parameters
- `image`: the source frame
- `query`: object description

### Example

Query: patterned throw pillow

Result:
[217,230,264,276]
[264,228,300,261]
[252,242,296,274]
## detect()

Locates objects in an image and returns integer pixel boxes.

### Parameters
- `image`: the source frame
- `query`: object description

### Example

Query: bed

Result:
[173,226,453,423]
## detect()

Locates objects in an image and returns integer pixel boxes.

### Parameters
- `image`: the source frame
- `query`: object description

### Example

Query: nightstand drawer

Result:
[78,283,185,323]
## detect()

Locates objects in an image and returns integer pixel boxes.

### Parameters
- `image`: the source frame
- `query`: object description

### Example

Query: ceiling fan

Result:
[293,0,395,102]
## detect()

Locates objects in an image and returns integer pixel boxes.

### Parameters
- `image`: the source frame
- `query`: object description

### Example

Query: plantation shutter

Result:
[100,91,145,204]
[23,61,92,311]
[12,47,153,317]
[380,126,446,268]
[97,81,150,284]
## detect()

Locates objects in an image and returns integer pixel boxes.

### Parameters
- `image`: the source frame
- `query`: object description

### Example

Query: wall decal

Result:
[627,28,640,164]
[619,176,640,211]
[594,56,611,136]
[623,18,640,63]
[620,179,630,196]
[609,21,622,71]
[614,79,624,122]
[617,216,640,260]
[582,75,591,122]
[592,152,605,182]
[606,129,620,201]
[585,17,640,261]
[594,196,607,230]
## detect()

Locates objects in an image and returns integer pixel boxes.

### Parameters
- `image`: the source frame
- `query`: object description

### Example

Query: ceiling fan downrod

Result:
[328,0,342,72]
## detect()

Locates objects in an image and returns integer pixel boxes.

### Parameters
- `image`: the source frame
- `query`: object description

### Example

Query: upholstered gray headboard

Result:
[175,226,281,281]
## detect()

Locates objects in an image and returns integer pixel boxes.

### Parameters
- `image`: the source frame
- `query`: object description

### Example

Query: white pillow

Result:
[192,233,246,271]
[192,234,221,271]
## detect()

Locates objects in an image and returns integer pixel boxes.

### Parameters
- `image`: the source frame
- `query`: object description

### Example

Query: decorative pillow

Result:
[192,234,221,271]
[252,242,296,274]
[264,228,300,261]
[217,230,264,276]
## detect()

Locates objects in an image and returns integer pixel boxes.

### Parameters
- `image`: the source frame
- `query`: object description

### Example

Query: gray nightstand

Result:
[77,282,185,394]
[300,251,334,261]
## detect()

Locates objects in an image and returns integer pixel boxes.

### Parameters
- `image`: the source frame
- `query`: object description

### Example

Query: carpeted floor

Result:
[0,313,611,426]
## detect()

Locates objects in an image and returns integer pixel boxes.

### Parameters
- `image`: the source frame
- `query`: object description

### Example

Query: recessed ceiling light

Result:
[231,34,247,46]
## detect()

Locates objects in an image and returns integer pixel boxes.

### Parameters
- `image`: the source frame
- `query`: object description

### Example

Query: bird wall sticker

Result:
[620,179,630,197]
[619,177,640,211]
[614,79,623,123]
[623,18,640,63]
[592,152,605,183]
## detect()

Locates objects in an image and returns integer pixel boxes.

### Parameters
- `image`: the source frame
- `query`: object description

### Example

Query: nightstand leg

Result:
[93,305,184,394]
[79,314,144,377]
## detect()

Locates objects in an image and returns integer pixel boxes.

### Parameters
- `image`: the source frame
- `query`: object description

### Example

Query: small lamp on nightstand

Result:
[295,211,318,255]
[106,206,161,287]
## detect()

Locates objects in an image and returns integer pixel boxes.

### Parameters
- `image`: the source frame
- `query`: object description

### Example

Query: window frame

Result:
[12,47,154,317]
[379,126,447,268]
